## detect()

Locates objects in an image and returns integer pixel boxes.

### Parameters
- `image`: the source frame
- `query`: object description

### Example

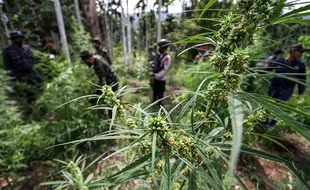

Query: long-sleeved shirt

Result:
[154,54,171,81]
[268,57,307,101]
[93,56,118,91]
[3,44,43,84]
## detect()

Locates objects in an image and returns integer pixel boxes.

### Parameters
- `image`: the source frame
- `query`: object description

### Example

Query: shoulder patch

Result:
[164,56,171,64]
[165,57,169,63]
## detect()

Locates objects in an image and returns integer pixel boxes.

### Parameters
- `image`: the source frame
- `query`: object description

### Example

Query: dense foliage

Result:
[0,0,310,189]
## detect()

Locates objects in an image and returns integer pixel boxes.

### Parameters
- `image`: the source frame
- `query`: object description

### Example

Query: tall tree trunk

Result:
[181,0,186,19]
[157,0,162,42]
[0,9,9,37]
[74,0,82,26]
[126,0,132,65]
[109,14,113,48]
[81,0,101,39]
[104,2,113,58]
[121,6,128,65]
[145,0,149,50]
[145,14,149,51]
[110,14,114,54]
[53,0,71,65]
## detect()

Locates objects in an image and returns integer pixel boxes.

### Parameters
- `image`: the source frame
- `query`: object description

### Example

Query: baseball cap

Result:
[291,44,310,52]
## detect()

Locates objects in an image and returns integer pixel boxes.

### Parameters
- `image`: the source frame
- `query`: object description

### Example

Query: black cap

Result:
[80,50,92,61]
[9,31,24,39]
[291,44,310,52]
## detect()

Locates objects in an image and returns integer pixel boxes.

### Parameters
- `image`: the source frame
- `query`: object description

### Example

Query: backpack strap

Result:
[154,53,168,73]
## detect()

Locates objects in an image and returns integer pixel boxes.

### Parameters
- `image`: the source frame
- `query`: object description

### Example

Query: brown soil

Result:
[237,134,310,190]
[12,163,54,190]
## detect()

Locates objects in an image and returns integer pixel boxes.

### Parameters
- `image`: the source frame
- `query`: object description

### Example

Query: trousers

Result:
[152,79,166,105]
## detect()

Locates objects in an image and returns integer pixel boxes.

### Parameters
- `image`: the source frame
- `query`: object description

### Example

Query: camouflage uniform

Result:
[94,46,112,65]
[93,56,118,92]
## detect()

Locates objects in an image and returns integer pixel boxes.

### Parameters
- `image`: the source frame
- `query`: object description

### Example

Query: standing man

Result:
[3,31,43,103]
[149,39,171,106]
[268,44,309,101]
[92,38,113,65]
[3,31,43,84]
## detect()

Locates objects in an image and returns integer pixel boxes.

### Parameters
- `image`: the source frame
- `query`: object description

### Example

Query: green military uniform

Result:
[97,49,113,65]
[93,56,118,92]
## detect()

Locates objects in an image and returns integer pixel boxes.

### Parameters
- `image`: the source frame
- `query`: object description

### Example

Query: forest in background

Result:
[0,0,310,189]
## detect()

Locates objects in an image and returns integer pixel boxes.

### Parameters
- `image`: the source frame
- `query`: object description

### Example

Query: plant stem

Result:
[205,101,214,119]
[180,179,186,190]
[198,101,214,134]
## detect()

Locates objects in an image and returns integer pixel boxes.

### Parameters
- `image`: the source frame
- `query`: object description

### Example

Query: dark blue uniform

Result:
[268,58,306,101]
[3,45,43,84]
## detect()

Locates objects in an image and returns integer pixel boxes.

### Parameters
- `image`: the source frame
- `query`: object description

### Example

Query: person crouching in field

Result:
[80,51,119,115]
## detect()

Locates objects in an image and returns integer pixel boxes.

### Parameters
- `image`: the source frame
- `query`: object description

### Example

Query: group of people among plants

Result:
[2,29,309,118]
[2,30,172,118]
[79,38,172,107]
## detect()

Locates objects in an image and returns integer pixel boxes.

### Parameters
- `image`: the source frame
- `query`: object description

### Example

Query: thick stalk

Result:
[197,101,214,134]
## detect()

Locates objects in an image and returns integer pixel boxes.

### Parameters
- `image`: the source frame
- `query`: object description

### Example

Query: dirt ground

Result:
[237,134,310,190]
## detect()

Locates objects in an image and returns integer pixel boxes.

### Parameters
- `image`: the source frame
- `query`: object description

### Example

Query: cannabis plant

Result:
[45,0,310,189]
